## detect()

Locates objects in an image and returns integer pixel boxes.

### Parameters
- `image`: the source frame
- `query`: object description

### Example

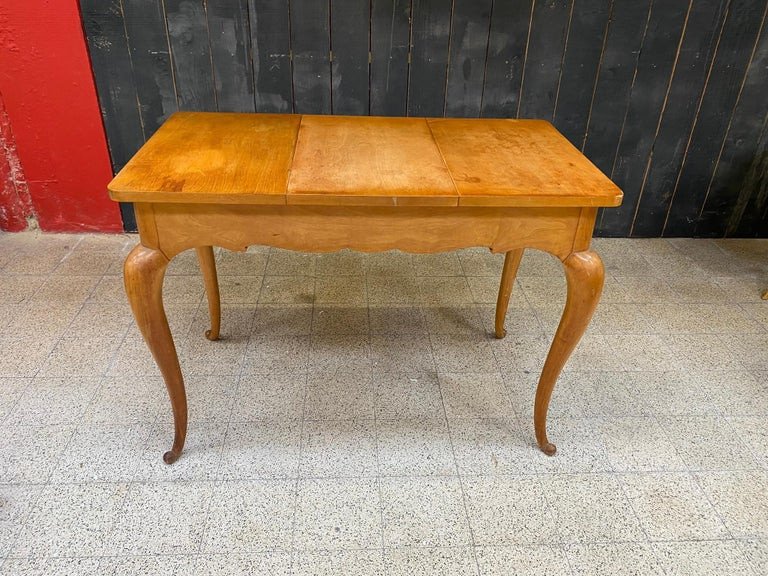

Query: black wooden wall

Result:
[81,0,768,237]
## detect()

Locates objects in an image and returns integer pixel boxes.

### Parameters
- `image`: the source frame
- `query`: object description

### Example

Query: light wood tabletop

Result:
[109,112,622,208]
[114,112,622,464]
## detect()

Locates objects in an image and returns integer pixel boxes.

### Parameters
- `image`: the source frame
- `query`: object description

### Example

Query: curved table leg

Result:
[196,246,221,341]
[124,245,187,464]
[534,250,604,456]
[495,249,524,339]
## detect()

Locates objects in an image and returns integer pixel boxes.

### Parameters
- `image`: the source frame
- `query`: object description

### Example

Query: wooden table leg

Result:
[495,249,524,339]
[195,246,221,341]
[124,244,187,464]
[534,250,604,456]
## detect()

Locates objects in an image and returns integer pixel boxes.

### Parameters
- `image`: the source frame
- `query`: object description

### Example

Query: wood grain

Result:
[287,116,456,205]
[370,0,411,116]
[110,113,623,208]
[109,112,300,203]
[535,250,604,455]
[428,118,622,206]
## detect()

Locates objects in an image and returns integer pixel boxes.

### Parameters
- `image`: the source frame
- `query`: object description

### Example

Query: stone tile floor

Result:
[0,231,767,575]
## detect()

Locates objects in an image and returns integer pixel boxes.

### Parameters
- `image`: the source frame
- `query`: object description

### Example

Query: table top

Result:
[108,112,623,208]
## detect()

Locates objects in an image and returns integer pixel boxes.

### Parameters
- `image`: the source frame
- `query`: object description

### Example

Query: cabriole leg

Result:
[495,249,524,338]
[196,246,221,341]
[124,244,187,464]
[534,250,604,456]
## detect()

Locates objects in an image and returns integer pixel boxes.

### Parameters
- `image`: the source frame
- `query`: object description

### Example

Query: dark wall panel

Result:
[665,0,766,236]
[518,0,571,120]
[370,0,411,116]
[82,0,768,237]
[208,0,256,112]
[331,0,370,115]
[249,0,293,112]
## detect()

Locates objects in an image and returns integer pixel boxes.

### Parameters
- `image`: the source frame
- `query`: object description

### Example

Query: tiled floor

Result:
[0,231,767,575]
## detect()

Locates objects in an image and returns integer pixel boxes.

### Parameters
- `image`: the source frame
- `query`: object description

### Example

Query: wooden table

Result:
[109,112,623,463]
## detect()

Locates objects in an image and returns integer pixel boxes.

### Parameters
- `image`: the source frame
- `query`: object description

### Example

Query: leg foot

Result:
[534,250,604,456]
[540,442,557,456]
[196,246,221,341]
[495,249,524,339]
[163,450,181,465]
[124,244,188,463]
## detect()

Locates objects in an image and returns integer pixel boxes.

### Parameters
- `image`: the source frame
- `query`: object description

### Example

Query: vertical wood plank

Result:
[331,0,370,115]
[165,0,217,110]
[480,0,533,118]
[518,0,571,120]
[631,0,728,237]
[370,0,411,116]
[664,0,766,237]
[122,0,178,136]
[552,0,611,146]
[80,0,144,231]
[291,0,332,114]
[248,0,293,112]
[207,0,255,112]
[408,0,453,117]
[728,117,768,237]
[597,0,690,237]
[444,0,493,117]
[582,0,652,175]
[698,10,768,237]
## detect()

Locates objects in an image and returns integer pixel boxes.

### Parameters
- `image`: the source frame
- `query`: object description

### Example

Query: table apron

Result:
[135,203,596,261]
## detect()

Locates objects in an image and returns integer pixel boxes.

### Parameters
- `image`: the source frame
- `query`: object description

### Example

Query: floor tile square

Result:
[0,424,75,483]
[619,472,728,540]
[295,478,382,550]
[51,423,148,482]
[259,276,315,304]
[565,542,665,576]
[412,252,464,277]
[422,306,485,334]
[695,470,768,538]
[380,477,470,547]
[294,549,385,575]
[203,480,295,552]
[653,541,754,576]
[265,250,316,276]
[220,421,301,480]
[377,419,456,476]
[233,373,306,421]
[243,335,310,374]
[300,419,378,478]
[449,418,537,475]
[438,373,513,419]
[13,483,128,557]
[305,372,375,420]
[314,276,367,305]
[371,334,435,373]
[0,485,43,557]
[463,475,558,545]
[7,377,100,426]
[369,306,428,335]
[597,417,686,472]
[541,474,645,544]
[109,481,213,555]
[250,304,313,335]
[431,335,498,373]
[309,334,371,373]
[374,372,445,421]
[312,306,370,334]
[658,414,757,470]
[475,545,570,576]
[384,547,477,575]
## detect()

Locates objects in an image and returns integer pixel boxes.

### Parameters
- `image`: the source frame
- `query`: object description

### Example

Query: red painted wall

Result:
[0,92,34,231]
[0,0,123,232]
